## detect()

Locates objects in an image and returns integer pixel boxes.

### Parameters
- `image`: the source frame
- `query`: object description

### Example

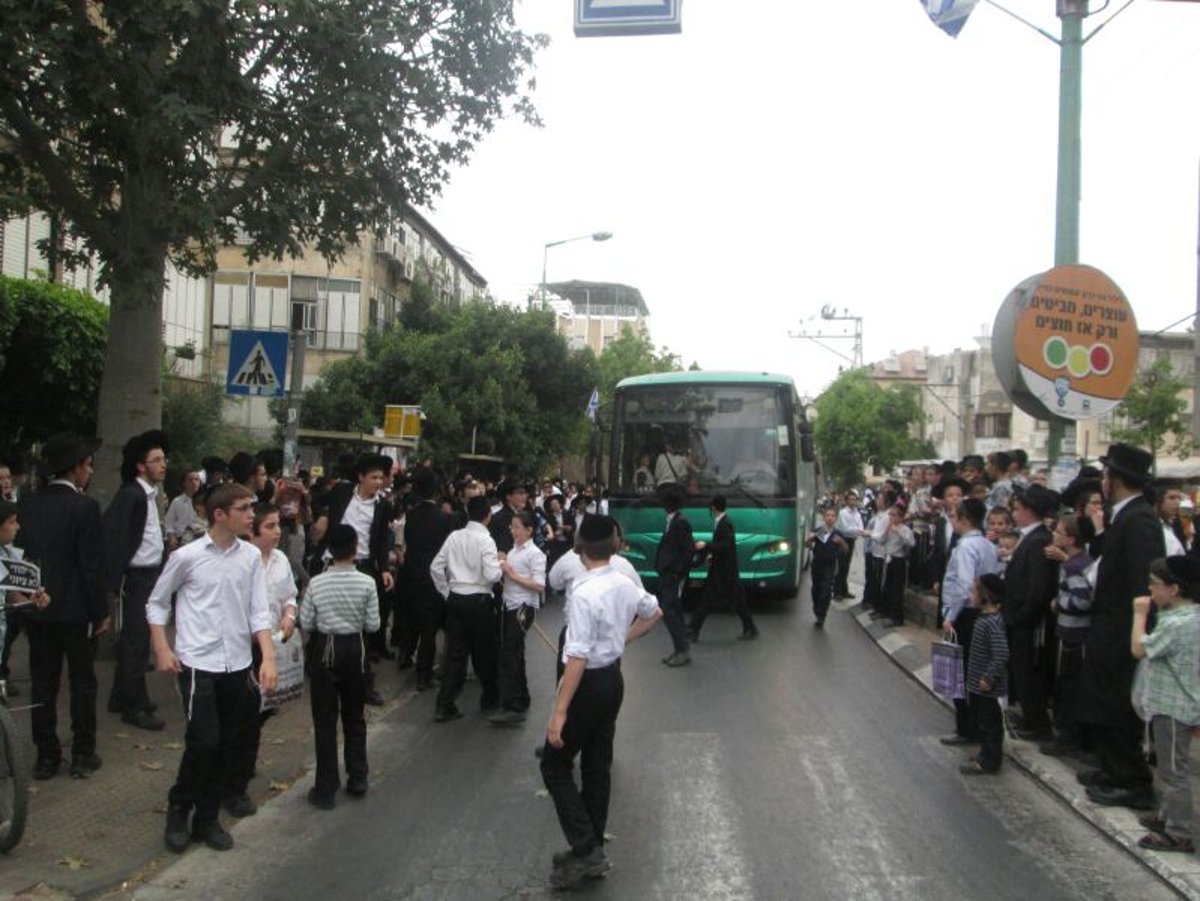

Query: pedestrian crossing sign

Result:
[575,0,682,37]
[226,330,289,397]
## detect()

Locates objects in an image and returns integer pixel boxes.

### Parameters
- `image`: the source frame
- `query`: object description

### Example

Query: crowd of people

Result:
[824,445,1200,855]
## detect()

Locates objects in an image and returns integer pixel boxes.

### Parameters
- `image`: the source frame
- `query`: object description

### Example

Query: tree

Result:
[1111,357,1192,472]
[0,1,544,497]
[813,369,930,489]
[0,276,108,460]
[595,327,683,403]
[294,289,597,476]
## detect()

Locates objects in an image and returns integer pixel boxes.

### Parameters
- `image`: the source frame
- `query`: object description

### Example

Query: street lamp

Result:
[540,231,613,309]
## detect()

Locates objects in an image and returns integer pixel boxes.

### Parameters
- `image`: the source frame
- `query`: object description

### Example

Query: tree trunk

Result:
[91,252,167,504]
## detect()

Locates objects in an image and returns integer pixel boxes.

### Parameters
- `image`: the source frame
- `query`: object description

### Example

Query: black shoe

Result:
[164,806,191,853]
[1086,785,1157,810]
[551,846,611,888]
[489,709,526,725]
[959,760,1000,776]
[34,757,61,781]
[813,618,825,629]
[307,787,336,810]
[191,820,234,851]
[415,678,432,692]
[122,710,166,731]
[1076,768,1115,788]
[664,651,691,667]
[1140,813,1168,833]
[738,627,760,640]
[70,752,103,778]
[346,775,368,797]
[434,705,463,723]
[1038,742,1082,758]
[222,793,258,818]
[364,689,384,707]
[1014,728,1054,742]
[939,734,977,747]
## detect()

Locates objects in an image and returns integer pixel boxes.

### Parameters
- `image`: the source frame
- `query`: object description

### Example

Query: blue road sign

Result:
[575,0,682,37]
[227,330,288,397]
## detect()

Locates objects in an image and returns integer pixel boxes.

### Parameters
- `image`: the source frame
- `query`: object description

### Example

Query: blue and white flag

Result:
[919,0,980,37]
[585,387,600,421]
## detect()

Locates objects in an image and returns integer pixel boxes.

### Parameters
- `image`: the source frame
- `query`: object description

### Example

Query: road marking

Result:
[795,735,926,901]
[647,733,754,901]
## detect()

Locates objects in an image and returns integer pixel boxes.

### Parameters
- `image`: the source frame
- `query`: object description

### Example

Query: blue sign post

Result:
[226,330,289,397]
[575,0,682,37]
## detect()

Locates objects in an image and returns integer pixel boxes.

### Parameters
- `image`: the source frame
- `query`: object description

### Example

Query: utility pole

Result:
[283,312,307,477]
[789,306,864,370]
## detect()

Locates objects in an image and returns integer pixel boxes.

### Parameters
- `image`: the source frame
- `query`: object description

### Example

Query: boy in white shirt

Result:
[540,515,662,889]
[491,511,545,725]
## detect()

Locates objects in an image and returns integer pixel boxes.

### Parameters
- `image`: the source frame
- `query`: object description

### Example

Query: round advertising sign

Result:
[992,265,1139,422]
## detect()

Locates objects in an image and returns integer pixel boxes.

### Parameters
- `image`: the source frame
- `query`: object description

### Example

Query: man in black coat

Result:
[1003,483,1060,740]
[490,481,528,554]
[1078,444,1164,810]
[18,433,110,780]
[102,429,169,730]
[688,495,758,641]
[655,486,696,667]
[403,469,454,691]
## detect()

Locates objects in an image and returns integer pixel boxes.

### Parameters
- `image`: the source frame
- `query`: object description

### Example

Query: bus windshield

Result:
[611,384,793,498]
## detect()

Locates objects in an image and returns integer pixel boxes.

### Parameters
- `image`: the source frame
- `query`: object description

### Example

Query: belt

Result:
[449,591,492,601]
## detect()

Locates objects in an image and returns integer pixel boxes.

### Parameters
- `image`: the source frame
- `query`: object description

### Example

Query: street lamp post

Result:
[540,231,613,309]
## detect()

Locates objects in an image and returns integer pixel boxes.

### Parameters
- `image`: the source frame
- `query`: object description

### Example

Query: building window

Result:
[974,413,1011,439]
[291,275,361,350]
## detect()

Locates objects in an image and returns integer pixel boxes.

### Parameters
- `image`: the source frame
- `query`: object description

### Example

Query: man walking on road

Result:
[103,430,169,731]
[19,433,109,780]
[655,487,695,667]
[402,469,453,692]
[689,495,757,640]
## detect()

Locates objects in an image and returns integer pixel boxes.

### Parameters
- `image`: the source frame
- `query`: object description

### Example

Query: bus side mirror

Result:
[800,431,815,463]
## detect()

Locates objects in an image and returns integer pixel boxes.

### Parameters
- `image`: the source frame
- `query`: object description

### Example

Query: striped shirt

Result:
[1055,551,1093,642]
[1142,604,1200,725]
[299,566,380,636]
[966,611,1009,698]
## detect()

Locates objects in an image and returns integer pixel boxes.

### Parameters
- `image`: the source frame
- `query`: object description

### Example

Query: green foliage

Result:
[595,327,683,404]
[813,370,929,489]
[0,275,108,458]
[295,289,598,475]
[1111,357,1192,470]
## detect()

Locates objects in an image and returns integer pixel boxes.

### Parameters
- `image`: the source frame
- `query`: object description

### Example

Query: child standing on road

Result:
[807,506,845,628]
[300,524,379,810]
[1131,556,1200,853]
[961,573,1009,776]
[492,510,545,725]
[540,515,662,889]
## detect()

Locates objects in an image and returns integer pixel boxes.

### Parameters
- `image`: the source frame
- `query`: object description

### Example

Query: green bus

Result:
[607,371,819,597]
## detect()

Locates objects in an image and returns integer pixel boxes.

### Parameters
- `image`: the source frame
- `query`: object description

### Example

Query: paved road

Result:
[130,588,1178,901]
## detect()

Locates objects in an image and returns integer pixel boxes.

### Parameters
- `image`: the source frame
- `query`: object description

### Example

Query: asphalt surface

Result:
[128,585,1179,901]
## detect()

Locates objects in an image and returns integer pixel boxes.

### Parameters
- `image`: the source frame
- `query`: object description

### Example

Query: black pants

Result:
[881,556,907,623]
[354,561,387,673]
[110,566,158,715]
[834,538,855,597]
[541,663,624,853]
[1009,627,1050,734]
[863,555,882,609]
[1094,718,1154,791]
[1052,638,1086,746]
[657,576,689,654]
[951,608,980,739]
[169,667,256,827]
[223,641,274,799]
[972,693,1004,772]
[26,619,98,762]
[810,559,836,623]
[498,606,533,712]
[405,585,444,682]
[436,592,498,711]
[0,606,24,679]
[307,632,368,798]
[690,580,754,637]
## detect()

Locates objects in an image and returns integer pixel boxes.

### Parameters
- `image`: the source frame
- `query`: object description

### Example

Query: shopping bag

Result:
[262,630,305,712]
[931,637,965,701]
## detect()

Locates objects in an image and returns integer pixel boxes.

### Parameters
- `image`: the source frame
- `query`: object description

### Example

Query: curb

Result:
[843,599,1200,900]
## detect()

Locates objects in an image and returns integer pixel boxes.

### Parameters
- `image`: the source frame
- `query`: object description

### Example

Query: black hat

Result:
[498,479,527,499]
[121,429,169,463]
[42,432,100,476]
[960,455,985,471]
[932,477,971,500]
[1099,443,1154,487]
[979,573,1006,601]
[1014,483,1061,518]
[1166,555,1200,585]
[354,454,391,478]
[578,514,616,543]
[939,460,958,476]
[1061,478,1102,510]
[1078,464,1103,480]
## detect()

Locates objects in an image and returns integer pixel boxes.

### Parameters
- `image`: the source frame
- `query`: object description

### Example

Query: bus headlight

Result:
[764,541,790,555]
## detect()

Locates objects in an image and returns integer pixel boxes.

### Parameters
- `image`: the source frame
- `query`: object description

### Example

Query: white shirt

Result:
[130,478,165,567]
[563,564,660,668]
[655,452,688,485]
[503,539,546,610]
[1164,524,1186,557]
[342,491,378,561]
[146,534,271,672]
[836,506,863,538]
[263,547,298,625]
[430,520,502,599]
[164,492,200,539]
[548,550,644,595]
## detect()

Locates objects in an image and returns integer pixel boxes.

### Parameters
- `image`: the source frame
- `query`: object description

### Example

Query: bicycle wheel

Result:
[0,701,28,852]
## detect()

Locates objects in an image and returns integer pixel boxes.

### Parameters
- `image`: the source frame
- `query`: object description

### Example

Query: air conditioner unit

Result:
[404,260,415,280]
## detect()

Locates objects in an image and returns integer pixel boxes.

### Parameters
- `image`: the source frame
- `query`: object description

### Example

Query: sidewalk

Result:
[1,636,417,899]
[840,574,1200,900]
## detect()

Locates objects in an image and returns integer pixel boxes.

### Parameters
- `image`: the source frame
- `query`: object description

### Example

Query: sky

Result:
[427,0,1200,399]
